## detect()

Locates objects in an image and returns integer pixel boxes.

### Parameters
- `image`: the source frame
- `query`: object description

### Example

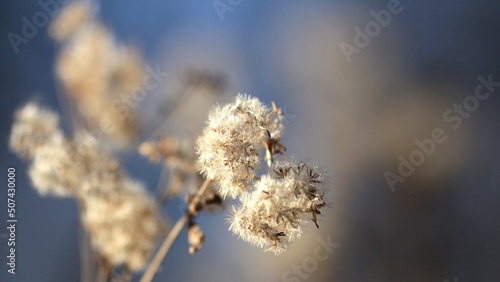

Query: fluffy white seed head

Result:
[10,103,164,271]
[229,160,325,254]
[9,103,63,159]
[196,94,284,198]
[49,1,93,41]
[27,131,122,198]
[82,180,164,271]
[28,139,74,197]
[54,14,144,146]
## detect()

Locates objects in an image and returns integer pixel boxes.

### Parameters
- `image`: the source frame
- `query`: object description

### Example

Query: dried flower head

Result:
[196,94,284,198]
[229,161,325,254]
[28,138,73,197]
[9,103,63,159]
[10,103,164,271]
[187,220,205,254]
[26,131,121,197]
[49,1,93,41]
[54,4,145,146]
[82,180,165,271]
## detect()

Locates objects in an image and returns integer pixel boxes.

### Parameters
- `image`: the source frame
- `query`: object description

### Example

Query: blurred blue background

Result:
[1,0,500,281]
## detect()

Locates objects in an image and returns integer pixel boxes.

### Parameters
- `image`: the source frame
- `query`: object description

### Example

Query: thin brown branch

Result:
[139,178,212,282]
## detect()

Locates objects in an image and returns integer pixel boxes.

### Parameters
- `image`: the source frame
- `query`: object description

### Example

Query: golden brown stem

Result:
[139,178,212,282]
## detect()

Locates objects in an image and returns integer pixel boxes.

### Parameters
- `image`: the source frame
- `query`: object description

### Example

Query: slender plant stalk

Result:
[95,257,112,282]
[140,178,212,282]
[121,266,132,282]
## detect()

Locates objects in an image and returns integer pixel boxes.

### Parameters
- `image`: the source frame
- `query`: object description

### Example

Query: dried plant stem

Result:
[121,266,132,282]
[139,212,188,282]
[140,178,212,282]
[95,257,112,282]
